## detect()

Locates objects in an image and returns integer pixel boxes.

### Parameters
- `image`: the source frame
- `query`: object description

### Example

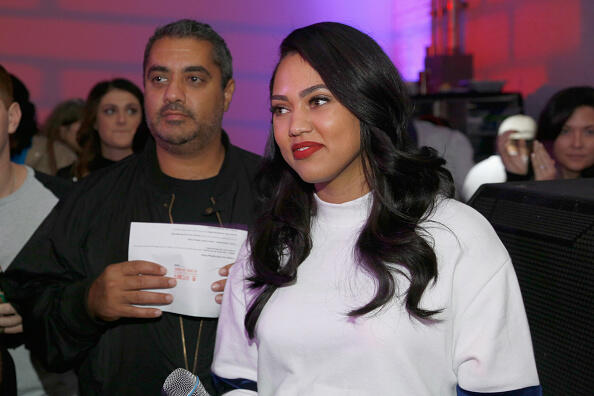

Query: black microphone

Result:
[161,368,210,396]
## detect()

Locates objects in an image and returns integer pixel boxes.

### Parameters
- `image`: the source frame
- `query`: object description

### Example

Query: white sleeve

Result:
[445,130,475,197]
[212,249,258,395]
[451,246,540,392]
[461,156,507,202]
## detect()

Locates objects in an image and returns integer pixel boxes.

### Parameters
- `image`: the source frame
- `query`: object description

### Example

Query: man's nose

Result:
[164,78,185,104]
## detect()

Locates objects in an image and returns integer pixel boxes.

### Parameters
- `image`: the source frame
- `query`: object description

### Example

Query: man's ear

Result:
[222,79,235,112]
[7,102,21,135]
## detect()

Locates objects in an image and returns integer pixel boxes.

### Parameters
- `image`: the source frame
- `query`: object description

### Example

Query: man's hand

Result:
[0,302,23,334]
[87,260,176,322]
[497,130,529,175]
[211,263,234,304]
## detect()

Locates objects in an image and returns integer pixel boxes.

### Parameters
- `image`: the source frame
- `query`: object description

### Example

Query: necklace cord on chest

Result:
[168,193,223,375]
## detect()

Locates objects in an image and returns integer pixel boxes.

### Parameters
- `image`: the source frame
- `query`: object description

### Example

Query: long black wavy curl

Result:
[245,22,454,338]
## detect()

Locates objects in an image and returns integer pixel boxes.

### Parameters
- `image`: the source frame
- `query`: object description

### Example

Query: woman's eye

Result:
[585,128,594,136]
[270,105,289,115]
[310,96,329,107]
[104,108,115,115]
[560,127,570,134]
[127,107,139,115]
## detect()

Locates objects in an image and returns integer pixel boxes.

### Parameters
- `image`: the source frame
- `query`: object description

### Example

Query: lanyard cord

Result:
[168,193,222,375]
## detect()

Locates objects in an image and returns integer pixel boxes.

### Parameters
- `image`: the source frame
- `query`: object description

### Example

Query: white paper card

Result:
[128,222,247,318]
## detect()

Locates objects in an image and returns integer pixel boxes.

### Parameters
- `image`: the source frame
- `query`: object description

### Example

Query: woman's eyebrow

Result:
[299,84,327,98]
[270,84,328,101]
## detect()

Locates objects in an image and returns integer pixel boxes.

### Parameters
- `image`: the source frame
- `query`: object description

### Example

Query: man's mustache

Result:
[159,103,194,118]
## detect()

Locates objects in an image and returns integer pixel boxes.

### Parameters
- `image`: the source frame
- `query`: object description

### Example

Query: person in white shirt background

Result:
[462,114,537,201]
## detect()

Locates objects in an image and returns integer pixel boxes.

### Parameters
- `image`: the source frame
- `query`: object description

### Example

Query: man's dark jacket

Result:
[0,135,260,395]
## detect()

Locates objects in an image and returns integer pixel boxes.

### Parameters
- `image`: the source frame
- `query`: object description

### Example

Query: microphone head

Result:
[162,368,209,396]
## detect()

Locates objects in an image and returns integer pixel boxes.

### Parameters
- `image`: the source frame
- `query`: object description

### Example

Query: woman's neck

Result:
[315,180,370,204]
[100,144,133,162]
[560,166,580,179]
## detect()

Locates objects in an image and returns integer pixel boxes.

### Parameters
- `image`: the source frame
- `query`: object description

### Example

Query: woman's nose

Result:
[116,111,126,124]
[570,131,584,147]
[288,108,312,137]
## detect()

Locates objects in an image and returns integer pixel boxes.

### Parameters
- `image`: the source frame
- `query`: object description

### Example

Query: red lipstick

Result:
[291,141,323,160]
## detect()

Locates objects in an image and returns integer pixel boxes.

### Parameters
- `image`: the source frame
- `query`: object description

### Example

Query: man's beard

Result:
[149,102,223,154]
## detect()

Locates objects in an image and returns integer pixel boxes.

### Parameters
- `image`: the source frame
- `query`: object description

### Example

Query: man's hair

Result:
[0,64,14,108]
[143,19,233,88]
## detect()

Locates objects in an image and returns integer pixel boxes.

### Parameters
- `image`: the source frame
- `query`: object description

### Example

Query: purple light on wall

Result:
[305,0,432,82]
[304,0,394,49]
[390,0,432,81]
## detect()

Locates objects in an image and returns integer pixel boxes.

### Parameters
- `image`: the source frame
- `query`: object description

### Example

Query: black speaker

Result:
[468,178,594,396]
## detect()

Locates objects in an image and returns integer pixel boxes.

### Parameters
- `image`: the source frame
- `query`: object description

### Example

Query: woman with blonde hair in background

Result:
[26,99,84,175]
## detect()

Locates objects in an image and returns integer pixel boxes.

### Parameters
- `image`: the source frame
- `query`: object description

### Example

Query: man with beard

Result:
[0,20,260,395]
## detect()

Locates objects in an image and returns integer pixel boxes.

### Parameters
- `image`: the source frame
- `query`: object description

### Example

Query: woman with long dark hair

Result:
[464,86,594,200]
[499,86,594,180]
[212,22,540,395]
[57,78,149,181]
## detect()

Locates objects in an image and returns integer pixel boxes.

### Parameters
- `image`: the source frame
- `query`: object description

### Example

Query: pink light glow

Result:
[391,0,433,81]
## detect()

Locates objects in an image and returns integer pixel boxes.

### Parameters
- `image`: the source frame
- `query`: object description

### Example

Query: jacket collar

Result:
[139,131,241,224]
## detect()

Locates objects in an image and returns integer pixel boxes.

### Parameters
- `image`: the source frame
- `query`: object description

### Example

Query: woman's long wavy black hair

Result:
[245,22,454,338]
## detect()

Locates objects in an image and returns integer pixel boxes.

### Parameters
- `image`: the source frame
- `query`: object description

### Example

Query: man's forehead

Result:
[146,37,215,67]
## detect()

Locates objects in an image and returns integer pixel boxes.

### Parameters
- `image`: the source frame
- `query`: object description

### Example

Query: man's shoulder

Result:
[228,144,260,162]
[59,153,147,207]
[33,170,73,199]
[227,144,261,173]
[80,152,145,186]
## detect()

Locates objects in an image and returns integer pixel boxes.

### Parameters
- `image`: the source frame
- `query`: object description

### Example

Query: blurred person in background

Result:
[462,114,536,201]
[464,86,594,201]
[52,99,85,154]
[409,117,474,200]
[0,64,75,396]
[500,86,594,181]
[26,99,84,175]
[8,75,39,166]
[57,78,149,181]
